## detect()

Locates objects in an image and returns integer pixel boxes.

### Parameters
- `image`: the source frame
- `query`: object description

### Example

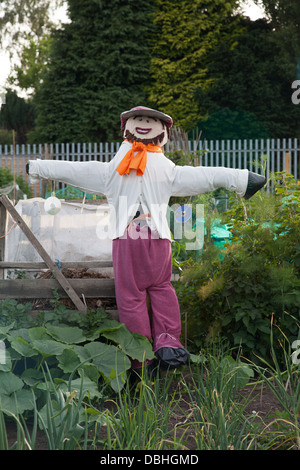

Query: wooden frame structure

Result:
[0,195,115,314]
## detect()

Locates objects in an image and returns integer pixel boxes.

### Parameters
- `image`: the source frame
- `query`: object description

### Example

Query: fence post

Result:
[285,152,291,174]
[41,143,53,197]
[0,200,6,280]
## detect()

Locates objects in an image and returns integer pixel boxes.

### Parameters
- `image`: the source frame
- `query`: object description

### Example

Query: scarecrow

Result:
[27,106,266,375]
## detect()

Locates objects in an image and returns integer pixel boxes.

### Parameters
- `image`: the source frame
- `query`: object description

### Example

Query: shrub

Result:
[175,172,300,365]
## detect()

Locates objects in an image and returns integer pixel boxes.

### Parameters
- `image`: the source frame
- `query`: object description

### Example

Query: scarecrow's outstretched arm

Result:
[171,165,265,199]
[26,159,108,196]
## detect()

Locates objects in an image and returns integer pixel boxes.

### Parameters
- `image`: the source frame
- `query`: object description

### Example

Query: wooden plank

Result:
[0,261,178,275]
[285,152,291,174]
[0,201,7,280]
[0,195,87,313]
[0,278,115,299]
[0,261,113,269]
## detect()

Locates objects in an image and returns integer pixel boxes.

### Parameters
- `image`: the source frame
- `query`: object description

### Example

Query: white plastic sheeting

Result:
[4,198,112,269]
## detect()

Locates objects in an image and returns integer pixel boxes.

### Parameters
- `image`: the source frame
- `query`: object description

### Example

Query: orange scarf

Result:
[116,140,162,176]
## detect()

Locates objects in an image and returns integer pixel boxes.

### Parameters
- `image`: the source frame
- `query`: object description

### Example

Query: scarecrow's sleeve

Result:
[171,165,249,198]
[27,159,108,196]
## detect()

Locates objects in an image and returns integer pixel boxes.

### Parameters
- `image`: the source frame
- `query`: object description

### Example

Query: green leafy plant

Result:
[0,302,155,425]
[0,166,32,198]
[37,363,107,450]
[183,346,257,450]
[253,317,300,450]
[105,368,186,450]
[175,172,300,364]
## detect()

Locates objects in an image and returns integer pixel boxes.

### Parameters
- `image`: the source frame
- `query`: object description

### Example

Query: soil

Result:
[33,267,117,312]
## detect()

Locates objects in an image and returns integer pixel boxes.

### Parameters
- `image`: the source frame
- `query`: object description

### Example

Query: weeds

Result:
[104,367,187,450]
[182,350,258,450]
[252,315,300,450]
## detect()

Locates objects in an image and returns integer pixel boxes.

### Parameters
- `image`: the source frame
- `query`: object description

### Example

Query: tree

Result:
[0,0,64,51]
[148,0,240,131]
[0,89,35,143]
[32,0,155,143]
[195,18,300,139]
[253,0,300,80]
[9,34,53,95]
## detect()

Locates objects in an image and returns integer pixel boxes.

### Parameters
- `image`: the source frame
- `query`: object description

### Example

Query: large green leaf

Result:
[46,324,86,344]
[57,348,81,373]
[1,390,34,415]
[77,341,131,389]
[0,324,16,340]
[21,368,44,387]
[10,336,38,358]
[100,323,155,362]
[7,328,31,341]
[28,327,50,342]
[0,371,23,395]
[31,339,67,358]
[59,376,102,399]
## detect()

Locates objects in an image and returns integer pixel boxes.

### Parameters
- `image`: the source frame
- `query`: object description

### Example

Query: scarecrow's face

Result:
[124,115,168,146]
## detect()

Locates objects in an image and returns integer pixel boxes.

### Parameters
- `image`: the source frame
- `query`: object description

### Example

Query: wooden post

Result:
[0,200,7,280]
[285,152,291,174]
[0,194,87,313]
[42,143,53,198]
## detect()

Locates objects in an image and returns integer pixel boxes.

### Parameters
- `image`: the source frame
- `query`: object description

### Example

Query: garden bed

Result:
[35,267,118,313]
[4,369,284,451]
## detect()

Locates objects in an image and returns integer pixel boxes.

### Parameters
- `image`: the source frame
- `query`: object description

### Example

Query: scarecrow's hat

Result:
[120,106,173,131]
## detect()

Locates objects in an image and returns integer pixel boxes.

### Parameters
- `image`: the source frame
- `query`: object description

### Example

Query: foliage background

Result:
[0,0,300,143]
[174,171,300,364]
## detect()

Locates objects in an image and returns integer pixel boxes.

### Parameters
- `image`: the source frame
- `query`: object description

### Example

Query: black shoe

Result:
[155,347,189,370]
[244,171,266,200]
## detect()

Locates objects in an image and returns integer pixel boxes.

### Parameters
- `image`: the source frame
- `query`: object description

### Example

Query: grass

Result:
[250,317,300,450]
[104,373,183,450]
[182,354,259,450]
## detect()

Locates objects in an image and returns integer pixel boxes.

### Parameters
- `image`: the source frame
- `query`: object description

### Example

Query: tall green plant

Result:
[37,363,106,450]
[105,368,186,450]
[183,347,257,450]
[175,172,300,364]
[0,403,37,450]
[254,317,300,450]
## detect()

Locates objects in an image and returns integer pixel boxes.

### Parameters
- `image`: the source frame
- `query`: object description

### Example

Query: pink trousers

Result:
[112,224,184,369]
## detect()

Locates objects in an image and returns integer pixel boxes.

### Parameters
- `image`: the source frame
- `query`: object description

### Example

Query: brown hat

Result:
[120,106,173,130]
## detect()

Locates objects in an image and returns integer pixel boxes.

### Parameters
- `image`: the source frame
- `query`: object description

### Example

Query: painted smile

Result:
[135,127,152,135]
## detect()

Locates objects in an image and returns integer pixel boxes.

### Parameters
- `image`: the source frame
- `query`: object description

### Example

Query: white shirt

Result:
[29,140,248,240]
